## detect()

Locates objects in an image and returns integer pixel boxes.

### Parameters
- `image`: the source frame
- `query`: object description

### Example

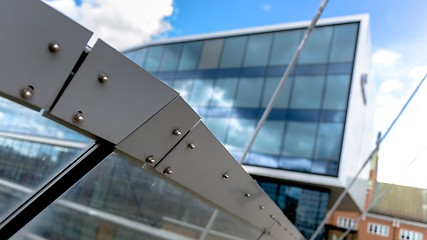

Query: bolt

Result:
[146,156,155,164]
[98,73,109,84]
[173,129,182,136]
[244,193,251,198]
[163,167,173,175]
[259,205,265,210]
[187,143,195,149]
[270,215,276,220]
[72,111,84,123]
[222,173,230,179]
[48,42,60,53]
[20,86,34,99]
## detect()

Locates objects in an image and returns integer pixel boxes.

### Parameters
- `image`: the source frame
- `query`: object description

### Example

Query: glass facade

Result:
[124,22,359,177]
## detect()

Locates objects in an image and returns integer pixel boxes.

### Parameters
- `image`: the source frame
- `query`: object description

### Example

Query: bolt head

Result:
[20,87,34,99]
[222,173,230,179]
[270,215,276,220]
[259,205,265,210]
[146,156,155,164]
[48,42,60,53]
[244,193,251,198]
[173,129,182,136]
[187,143,195,149]
[98,73,109,83]
[72,112,84,123]
[163,167,173,175]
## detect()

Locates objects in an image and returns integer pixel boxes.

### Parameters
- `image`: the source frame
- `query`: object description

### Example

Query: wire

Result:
[309,73,427,240]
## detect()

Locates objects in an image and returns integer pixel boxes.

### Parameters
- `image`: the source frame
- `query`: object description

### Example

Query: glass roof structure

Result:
[0,1,304,240]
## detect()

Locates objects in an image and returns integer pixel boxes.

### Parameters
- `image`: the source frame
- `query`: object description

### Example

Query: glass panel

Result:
[159,43,183,71]
[269,29,302,65]
[261,77,293,108]
[144,46,164,72]
[290,76,325,109]
[210,77,238,107]
[225,118,256,152]
[282,121,317,158]
[219,36,247,68]
[208,211,261,239]
[0,97,92,222]
[173,79,194,102]
[178,41,203,71]
[188,78,215,107]
[198,39,224,69]
[234,77,264,108]
[329,23,358,63]
[125,48,147,68]
[314,123,343,160]
[13,154,260,240]
[243,33,273,67]
[298,26,333,64]
[253,121,285,155]
[205,117,230,144]
[322,75,351,110]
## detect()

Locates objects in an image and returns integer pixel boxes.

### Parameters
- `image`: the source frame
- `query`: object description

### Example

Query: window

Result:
[188,78,215,107]
[198,39,224,69]
[243,33,273,67]
[178,41,203,71]
[219,36,247,68]
[367,222,389,237]
[252,121,285,155]
[400,229,423,240]
[159,43,183,71]
[314,123,344,160]
[322,75,351,110]
[210,78,238,107]
[337,216,357,230]
[261,77,293,109]
[298,27,333,64]
[282,122,317,159]
[329,23,358,63]
[269,30,302,66]
[234,77,264,108]
[290,76,325,110]
[144,46,164,72]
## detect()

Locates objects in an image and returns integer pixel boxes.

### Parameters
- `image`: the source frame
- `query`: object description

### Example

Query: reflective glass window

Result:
[261,77,293,108]
[178,41,203,71]
[253,121,285,155]
[144,45,164,72]
[330,23,358,63]
[269,30,302,65]
[13,154,261,240]
[189,78,215,107]
[234,77,264,108]
[198,39,224,69]
[125,48,147,68]
[159,43,183,71]
[298,27,333,64]
[282,122,317,158]
[205,117,230,144]
[225,118,256,151]
[210,78,238,107]
[322,75,351,110]
[173,79,194,102]
[243,33,273,67]
[290,76,325,109]
[219,36,247,68]
[314,123,343,160]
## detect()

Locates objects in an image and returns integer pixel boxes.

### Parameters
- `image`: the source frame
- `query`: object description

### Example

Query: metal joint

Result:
[72,111,84,124]
[48,42,61,53]
[20,86,34,99]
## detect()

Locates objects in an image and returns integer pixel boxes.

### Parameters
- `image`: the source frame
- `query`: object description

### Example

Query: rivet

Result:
[48,42,60,53]
[163,167,173,175]
[259,205,265,210]
[244,193,251,198]
[173,129,182,136]
[222,173,230,179]
[146,156,155,164]
[270,215,276,220]
[20,86,34,99]
[278,222,283,226]
[98,73,109,84]
[72,111,84,123]
[187,143,195,149]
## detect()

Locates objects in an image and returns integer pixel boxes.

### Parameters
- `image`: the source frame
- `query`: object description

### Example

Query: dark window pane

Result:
[269,30,302,65]
[234,77,264,108]
[262,77,293,108]
[298,27,333,64]
[178,41,203,71]
[290,76,325,109]
[282,122,317,158]
[243,33,273,67]
[210,78,238,107]
[144,46,164,72]
[314,123,343,160]
[253,121,285,155]
[198,39,224,69]
[189,79,215,107]
[219,36,247,68]
[322,75,351,110]
[205,117,230,143]
[159,43,183,71]
[173,79,194,102]
[330,23,358,62]
[225,118,256,152]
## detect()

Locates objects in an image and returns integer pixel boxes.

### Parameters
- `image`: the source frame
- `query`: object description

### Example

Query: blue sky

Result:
[49,0,427,188]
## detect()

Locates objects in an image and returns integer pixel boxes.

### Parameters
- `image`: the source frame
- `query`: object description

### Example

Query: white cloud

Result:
[43,0,174,50]
[372,49,401,67]
[378,79,403,94]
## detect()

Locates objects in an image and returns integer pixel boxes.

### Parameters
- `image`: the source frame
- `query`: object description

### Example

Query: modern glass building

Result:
[123,15,374,238]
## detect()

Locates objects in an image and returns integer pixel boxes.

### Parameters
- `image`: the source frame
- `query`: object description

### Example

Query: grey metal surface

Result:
[117,96,200,166]
[0,0,92,110]
[155,122,304,240]
[50,40,178,144]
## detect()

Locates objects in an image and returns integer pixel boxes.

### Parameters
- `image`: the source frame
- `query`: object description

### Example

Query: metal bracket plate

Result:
[0,0,92,110]
[50,40,178,144]
[117,96,200,166]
